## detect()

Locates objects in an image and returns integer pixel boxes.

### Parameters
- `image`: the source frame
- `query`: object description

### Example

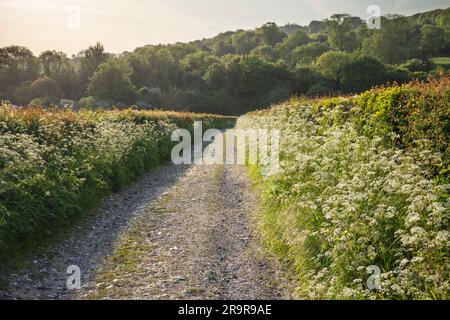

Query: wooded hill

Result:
[1,7,449,115]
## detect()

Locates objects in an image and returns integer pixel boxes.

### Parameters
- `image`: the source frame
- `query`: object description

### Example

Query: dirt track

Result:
[0,137,288,300]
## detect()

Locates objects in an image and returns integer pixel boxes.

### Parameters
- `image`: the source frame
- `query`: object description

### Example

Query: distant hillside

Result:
[195,7,449,50]
[1,7,449,115]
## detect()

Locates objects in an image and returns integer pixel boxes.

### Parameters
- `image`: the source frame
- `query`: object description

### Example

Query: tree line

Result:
[1,8,449,115]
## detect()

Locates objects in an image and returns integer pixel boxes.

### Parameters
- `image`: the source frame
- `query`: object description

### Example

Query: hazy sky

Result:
[0,0,449,55]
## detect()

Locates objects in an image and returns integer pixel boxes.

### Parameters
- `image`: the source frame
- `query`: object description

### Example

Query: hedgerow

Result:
[0,106,233,260]
[237,75,449,299]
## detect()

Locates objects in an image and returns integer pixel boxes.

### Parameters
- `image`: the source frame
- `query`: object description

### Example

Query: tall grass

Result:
[237,75,449,299]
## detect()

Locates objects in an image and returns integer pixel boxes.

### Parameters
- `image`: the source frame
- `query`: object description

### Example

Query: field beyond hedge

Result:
[236,75,449,299]
[0,106,234,261]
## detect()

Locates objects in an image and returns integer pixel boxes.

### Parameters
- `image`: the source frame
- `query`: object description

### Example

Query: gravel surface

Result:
[0,139,289,300]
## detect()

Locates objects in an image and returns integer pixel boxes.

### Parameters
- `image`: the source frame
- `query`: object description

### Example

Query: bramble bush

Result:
[237,75,449,299]
[0,105,233,260]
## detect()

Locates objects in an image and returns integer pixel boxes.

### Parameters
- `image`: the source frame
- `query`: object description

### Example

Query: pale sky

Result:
[0,0,449,55]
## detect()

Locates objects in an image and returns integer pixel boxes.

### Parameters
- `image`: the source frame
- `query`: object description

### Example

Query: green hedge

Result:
[237,75,449,299]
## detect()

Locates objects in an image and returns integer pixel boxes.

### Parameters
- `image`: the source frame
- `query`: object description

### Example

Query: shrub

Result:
[12,81,33,105]
[352,75,450,161]
[29,77,64,99]
[87,59,137,104]
[78,96,97,108]
[29,96,59,107]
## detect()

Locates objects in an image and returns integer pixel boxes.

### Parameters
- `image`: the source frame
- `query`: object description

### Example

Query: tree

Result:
[330,14,352,24]
[325,15,360,52]
[39,50,67,78]
[437,11,450,32]
[30,77,64,99]
[127,46,180,90]
[421,25,446,56]
[39,50,78,98]
[14,77,64,105]
[138,86,162,105]
[294,66,330,94]
[315,51,353,88]
[225,55,293,107]
[166,43,197,61]
[231,31,258,55]
[250,46,277,62]
[13,81,33,105]
[290,42,329,66]
[308,21,325,34]
[87,59,136,104]
[256,23,285,47]
[181,52,218,89]
[436,10,450,54]
[181,52,218,76]
[282,29,310,50]
[213,40,234,56]
[0,46,39,88]
[77,42,108,92]
[203,62,228,89]
[340,57,387,92]
[277,29,310,58]
[362,16,421,64]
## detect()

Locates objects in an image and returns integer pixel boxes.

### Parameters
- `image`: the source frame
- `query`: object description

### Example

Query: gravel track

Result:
[0,141,288,300]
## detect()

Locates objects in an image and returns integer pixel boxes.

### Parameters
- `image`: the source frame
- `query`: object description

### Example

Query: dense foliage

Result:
[1,8,449,115]
[236,76,449,299]
[0,106,233,259]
